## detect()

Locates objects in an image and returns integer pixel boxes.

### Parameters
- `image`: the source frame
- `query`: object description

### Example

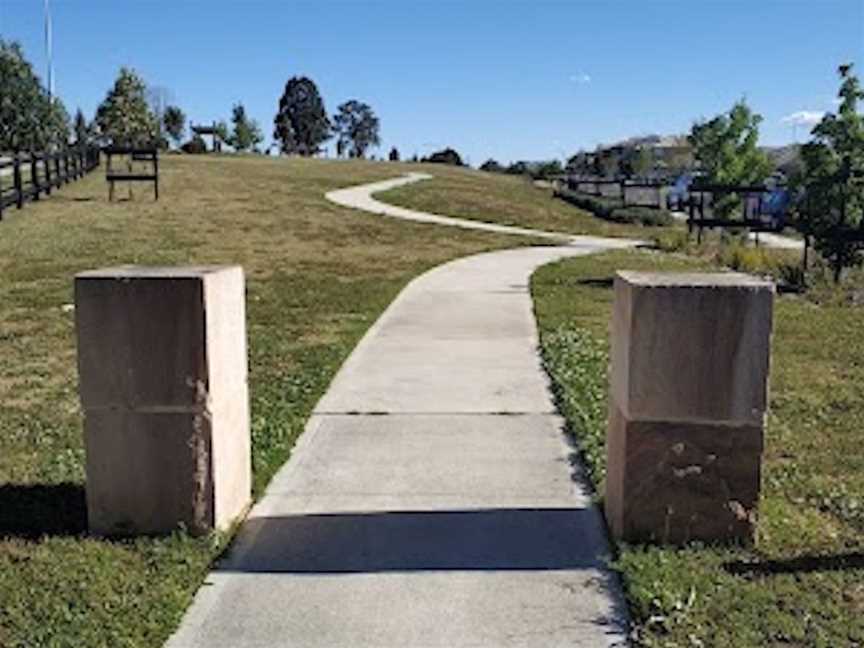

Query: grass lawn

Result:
[0,154,537,647]
[376,164,654,239]
[532,250,864,647]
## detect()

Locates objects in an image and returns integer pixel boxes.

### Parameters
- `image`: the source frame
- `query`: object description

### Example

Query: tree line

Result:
[0,41,384,159]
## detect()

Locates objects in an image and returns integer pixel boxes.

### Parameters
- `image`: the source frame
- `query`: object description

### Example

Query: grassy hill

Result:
[0,154,541,647]
[377,163,651,238]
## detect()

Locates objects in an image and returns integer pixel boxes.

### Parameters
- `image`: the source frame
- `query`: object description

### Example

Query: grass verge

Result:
[0,154,536,647]
[531,249,864,647]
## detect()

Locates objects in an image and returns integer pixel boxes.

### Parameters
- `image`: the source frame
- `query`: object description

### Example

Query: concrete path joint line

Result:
[167,176,634,648]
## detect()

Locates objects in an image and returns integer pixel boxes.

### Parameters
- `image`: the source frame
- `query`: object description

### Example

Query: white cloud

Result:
[569,73,591,84]
[780,110,825,126]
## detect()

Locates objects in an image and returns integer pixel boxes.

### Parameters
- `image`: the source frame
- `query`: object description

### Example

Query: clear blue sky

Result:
[2,0,862,164]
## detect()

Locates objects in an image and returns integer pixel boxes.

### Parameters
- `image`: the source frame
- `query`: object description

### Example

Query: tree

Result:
[163,105,186,148]
[95,67,158,146]
[689,100,772,218]
[273,76,331,155]
[73,108,90,146]
[480,159,504,173]
[332,100,380,159]
[423,148,463,166]
[795,64,864,282]
[0,39,69,152]
[214,121,230,152]
[388,147,400,162]
[228,103,263,152]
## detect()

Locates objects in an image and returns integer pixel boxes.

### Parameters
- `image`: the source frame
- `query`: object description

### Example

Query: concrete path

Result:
[167,243,630,647]
[326,172,638,248]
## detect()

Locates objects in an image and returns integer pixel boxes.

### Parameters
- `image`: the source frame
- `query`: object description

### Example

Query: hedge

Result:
[555,188,673,227]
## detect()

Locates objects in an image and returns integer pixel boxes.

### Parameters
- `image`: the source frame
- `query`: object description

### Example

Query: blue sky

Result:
[2,1,862,164]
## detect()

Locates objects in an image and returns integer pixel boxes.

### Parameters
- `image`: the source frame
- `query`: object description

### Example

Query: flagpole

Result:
[45,0,54,100]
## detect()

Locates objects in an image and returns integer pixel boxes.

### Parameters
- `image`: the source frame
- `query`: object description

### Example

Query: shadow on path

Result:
[221,507,611,574]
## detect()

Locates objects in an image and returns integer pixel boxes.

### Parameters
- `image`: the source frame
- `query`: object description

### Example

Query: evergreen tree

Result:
[0,39,69,151]
[95,67,158,146]
[273,77,331,155]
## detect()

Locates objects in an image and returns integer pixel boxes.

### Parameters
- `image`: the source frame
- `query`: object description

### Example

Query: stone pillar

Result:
[605,271,773,544]
[75,266,251,536]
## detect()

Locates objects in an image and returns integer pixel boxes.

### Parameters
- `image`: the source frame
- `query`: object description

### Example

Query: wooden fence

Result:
[567,176,670,208]
[0,146,101,221]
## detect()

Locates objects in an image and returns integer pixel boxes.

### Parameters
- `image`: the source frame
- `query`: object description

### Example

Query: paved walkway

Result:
[326,172,638,248]
[167,178,634,647]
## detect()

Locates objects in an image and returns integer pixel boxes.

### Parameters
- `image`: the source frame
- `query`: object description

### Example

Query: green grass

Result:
[0,154,536,647]
[376,164,653,238]
[531,250,864,647]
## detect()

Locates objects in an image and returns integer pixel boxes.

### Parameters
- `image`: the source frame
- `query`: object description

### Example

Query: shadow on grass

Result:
[723,552,864,577]
[50,195,97,203]
[0,483,87,539]
[577,277,614,289]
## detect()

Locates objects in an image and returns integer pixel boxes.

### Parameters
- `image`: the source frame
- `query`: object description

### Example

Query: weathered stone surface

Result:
[606,271,773,545]
[611,271,774,426]
[75,266,251,536]
[605,399,762,544]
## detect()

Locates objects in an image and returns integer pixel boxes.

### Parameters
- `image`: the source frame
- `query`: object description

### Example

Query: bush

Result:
[180,135,207,154]
[611,206,673,227]
[422,147,463,166]
[555,189,672,226]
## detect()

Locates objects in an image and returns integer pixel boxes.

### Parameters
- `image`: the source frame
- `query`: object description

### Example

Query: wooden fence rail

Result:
[0,146,100,221]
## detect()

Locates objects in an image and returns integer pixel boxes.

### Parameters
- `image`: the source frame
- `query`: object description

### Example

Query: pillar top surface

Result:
[616,270,773,290]
[76,265,241,280]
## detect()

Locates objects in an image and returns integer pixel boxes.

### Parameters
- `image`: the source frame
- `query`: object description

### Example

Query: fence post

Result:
[54,154,62,187]
[31,157,40,201]
[44,154,52,195]
[14,157,23,209]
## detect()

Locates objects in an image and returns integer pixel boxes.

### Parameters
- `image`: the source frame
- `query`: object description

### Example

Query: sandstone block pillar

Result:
[75,266,251,536]
[605,271,773,544]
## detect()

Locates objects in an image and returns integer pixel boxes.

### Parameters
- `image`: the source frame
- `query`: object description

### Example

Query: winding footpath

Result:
[167,175,634,647]
[326,172,638,248]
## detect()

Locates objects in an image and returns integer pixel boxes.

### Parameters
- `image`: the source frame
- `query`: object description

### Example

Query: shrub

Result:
[555,189,672,226]
[611,206,673,227]
[554,189,617,218]
[653,230,690,252]
[422,147,463,166]
[180,135,207,154]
